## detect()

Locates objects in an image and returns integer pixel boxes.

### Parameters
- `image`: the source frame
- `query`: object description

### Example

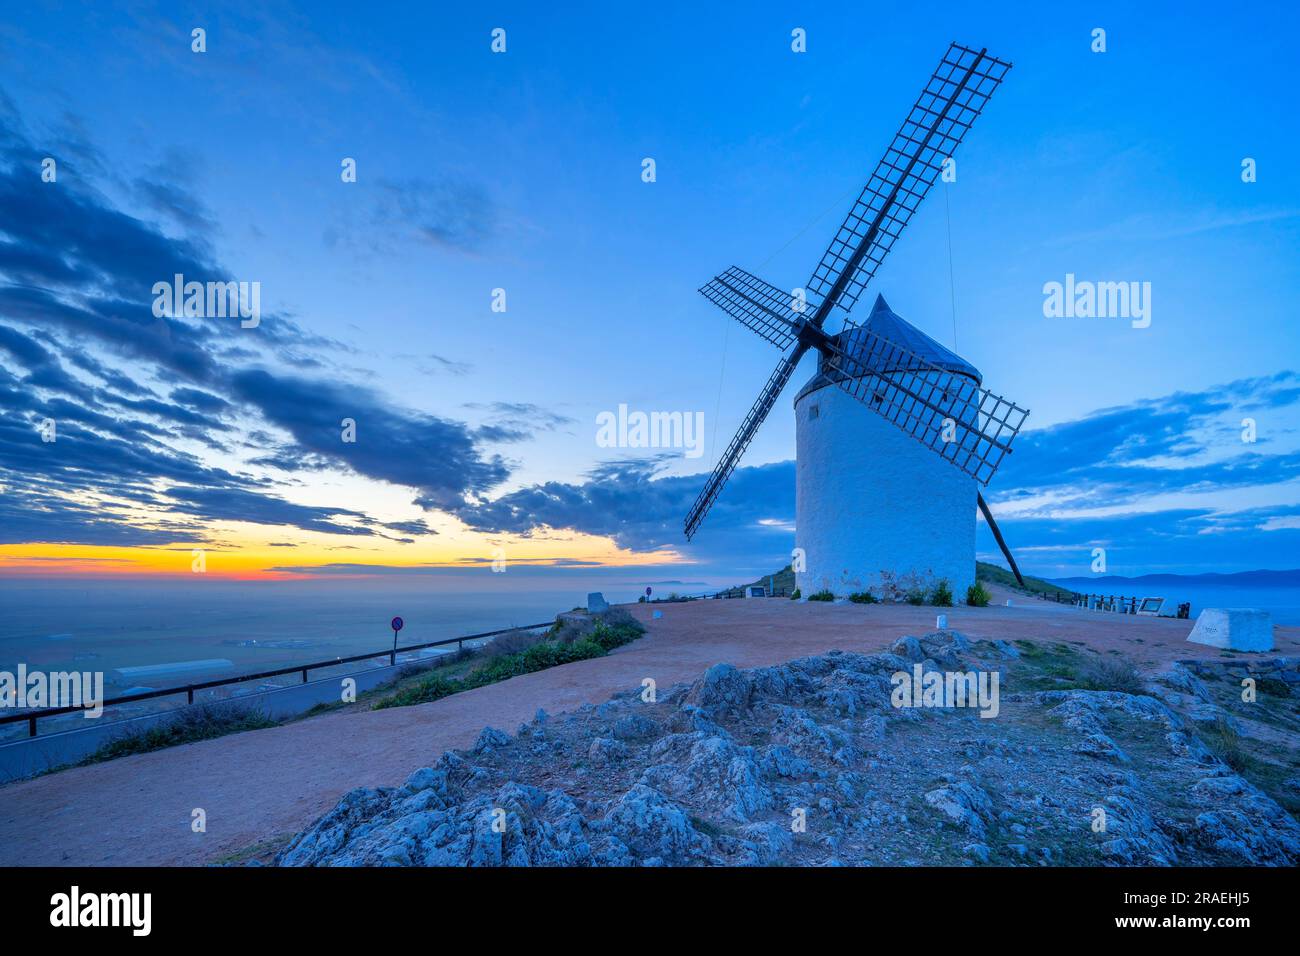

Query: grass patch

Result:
[905,588,926,606]
[82,701,278,764]
[1256,677,1292,699]
[1201,716,1251,773]
[372,617,645,711]
[1076,656,1145,695]
[930,579,953,607]
[976,560,1075,601]
[847,590,878,604]
[214,833,296,866]
[807,589,835,602]
[965,581,991,607]
[1008,641,1087,691]
[790,588,801,600]
[689,816,725,839]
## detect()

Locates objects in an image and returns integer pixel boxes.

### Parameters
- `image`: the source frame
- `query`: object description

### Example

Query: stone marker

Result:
[1186,608,1273,652]
[936,614,948,629]
[587,592,609,613]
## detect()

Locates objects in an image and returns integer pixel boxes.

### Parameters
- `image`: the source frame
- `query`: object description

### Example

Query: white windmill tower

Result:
[685,43,1030,598]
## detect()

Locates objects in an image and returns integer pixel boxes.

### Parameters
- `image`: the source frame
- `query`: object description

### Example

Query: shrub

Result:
[484,627,548,659]
[553,607,643,646]
[589,619,642,652]
[374,611,646,711]
[1256,677,1292,699]
[86,701,277,763]
[847,591,878,604]
[905,588,926,606]
[1077,656,1145,695]
[966,581,991,607]
[374,673,460,710]
[808,589,835,602]
[790,588,801,600]
[930,579,953,607]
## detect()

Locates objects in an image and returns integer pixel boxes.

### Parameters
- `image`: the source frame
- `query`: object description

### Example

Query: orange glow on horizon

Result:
[0,529,684,579]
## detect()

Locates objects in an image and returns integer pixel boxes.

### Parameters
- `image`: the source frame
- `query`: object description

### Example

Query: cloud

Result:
[396,352,473,376]
[451,374,1300,576]
[991,371,1300,509]
[0,95,514,546]
[228,369,509,509]
[463,401,577,444]
[324,177,498,256]
[454,456,797,572]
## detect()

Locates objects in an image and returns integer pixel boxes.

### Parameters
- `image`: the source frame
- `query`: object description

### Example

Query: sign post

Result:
[390,616,404,666]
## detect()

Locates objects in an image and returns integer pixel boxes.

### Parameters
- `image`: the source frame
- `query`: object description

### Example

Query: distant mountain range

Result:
[1048,569,1300,588]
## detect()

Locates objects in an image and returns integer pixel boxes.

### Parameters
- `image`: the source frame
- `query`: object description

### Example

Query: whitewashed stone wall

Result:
[794,381,976,598]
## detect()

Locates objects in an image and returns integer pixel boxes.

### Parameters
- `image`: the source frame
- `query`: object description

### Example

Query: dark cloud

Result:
[228,369,509,509]
[0,491,205,547]
[163,485,376,537]
[992,371,1300,508]
[381,518,437,537]
[0,99,515,546]
[452,374,1300,576]
[464,400,577,445]
[453,456,796,574]
[170,386,231,413]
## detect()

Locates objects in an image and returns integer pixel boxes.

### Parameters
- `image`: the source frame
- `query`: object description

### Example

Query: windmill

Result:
[685,42,1029,595]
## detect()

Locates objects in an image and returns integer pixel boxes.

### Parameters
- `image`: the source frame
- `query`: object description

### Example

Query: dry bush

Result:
[1078,655,1145,695]
[598,607,638,629]
[483,628,548,659]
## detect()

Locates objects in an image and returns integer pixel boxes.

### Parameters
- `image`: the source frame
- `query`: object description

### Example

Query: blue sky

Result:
[0,0,1298,584]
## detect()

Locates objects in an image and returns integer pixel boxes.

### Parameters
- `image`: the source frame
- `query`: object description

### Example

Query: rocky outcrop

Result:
[276,644,1300,868]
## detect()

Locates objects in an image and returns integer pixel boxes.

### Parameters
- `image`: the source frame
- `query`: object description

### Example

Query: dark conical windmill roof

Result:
[795,295,981,404]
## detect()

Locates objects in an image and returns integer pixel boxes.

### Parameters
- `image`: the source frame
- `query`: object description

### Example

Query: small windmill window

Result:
[809,404,819,420]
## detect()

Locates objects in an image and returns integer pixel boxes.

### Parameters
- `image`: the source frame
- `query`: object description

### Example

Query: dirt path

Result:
[3,590,1296,867]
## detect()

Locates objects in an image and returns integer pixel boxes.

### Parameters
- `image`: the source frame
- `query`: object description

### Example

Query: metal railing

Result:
[1030,589,1191,619]
[0,620,554,738]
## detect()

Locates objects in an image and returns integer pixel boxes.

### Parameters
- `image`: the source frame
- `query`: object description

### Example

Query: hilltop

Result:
[724,561,1071,601]
[6,595,1299,866]
[1051,569,1300,589]
[277,633,1300,867]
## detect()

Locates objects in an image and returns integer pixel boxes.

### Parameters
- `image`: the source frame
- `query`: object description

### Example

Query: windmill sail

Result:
[806,43,1011,324]
[684,346,808,540]
[698,266,814,351]
[821,319,1026,485]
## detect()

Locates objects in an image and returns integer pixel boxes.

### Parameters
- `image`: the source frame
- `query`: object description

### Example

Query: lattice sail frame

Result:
[822,322,1026,486]
[698,266,820,352]
[805,43,1011,321]
[683,347,805,540]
